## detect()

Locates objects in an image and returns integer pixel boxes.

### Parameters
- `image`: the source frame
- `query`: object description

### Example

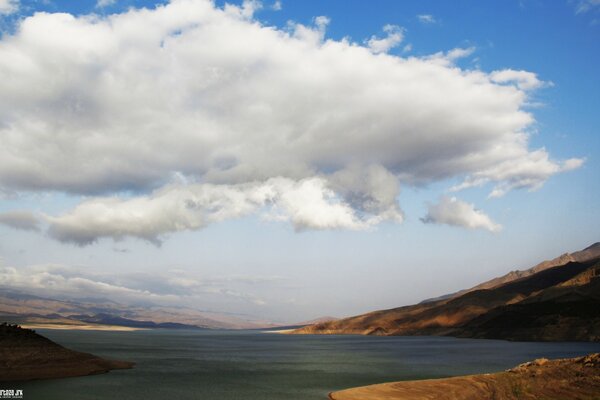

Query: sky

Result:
[0,0,598,323]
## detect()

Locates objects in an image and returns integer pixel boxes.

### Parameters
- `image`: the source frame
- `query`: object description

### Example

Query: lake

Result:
[14,329,600,400]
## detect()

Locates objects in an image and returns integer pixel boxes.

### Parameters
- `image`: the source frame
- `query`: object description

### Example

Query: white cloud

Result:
[367,24,404,53]
[490,69,549,91]
[0,264,164,301]
[0,0,582,242]
[0,0,18,15]
[0,263,272,309]
[46,176,388,245]
[450,150,584,198]
[421,196,502,232]
[0,210,40,231]
[575,0,600,14]
[96,0,116,8]
[424,46,476,67]
[417,14,436,24]
[271,0,282,11]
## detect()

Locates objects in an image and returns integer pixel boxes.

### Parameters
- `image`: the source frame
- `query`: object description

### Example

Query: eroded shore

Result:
[330,353,600,400]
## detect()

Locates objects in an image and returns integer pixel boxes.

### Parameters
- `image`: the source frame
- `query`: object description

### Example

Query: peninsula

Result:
[0,323,134,381]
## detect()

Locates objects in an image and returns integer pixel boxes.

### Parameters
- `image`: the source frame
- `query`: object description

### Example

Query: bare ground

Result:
[330,353,600,400]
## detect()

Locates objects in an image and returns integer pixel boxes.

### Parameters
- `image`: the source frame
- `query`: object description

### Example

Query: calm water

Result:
[12,329,600,400]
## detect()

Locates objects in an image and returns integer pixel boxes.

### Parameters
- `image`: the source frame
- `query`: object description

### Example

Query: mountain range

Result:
[0,290,276,330]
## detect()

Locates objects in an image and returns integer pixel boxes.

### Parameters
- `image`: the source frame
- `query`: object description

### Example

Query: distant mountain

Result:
[292,243,600,341]
[420,242,600,304]
[0,323,133,381]
[0,290,275,330]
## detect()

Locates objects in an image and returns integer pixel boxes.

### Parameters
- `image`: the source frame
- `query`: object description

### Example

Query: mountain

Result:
[292,243,600,341]
[0,290,275,330]
[0,323,133,381]
[420,242,600,304]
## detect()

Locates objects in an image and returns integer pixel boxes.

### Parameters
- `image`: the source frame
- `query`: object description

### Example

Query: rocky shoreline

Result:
[329,353,600,400]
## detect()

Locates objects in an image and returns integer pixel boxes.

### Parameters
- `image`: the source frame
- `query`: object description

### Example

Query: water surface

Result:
[14,329,600,400]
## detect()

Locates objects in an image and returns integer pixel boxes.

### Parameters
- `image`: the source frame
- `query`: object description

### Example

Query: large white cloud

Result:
[421,196,502,232]
[0,0,582,242]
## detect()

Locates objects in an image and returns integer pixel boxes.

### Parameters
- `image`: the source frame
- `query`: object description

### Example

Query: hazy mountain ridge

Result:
[0,290,275,330]
[293,243,600,341]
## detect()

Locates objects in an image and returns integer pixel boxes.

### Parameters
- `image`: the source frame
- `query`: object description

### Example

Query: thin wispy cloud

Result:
[417,14,436,24]
[0,263,273,308]
[575,0,600,14]
[95,0,116,8]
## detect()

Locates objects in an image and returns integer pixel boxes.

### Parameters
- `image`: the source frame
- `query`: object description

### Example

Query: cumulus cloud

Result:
[0,0,18,15]
[421,196,502,232]
[417,14,436,24]
[46,176,388,245]
[0,0,582,243]
[0,210,41,231]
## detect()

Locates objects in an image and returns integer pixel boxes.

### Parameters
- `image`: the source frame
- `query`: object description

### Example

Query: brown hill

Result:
[330,353,600,400]
[292,243,600,341]
[0,323,134,381]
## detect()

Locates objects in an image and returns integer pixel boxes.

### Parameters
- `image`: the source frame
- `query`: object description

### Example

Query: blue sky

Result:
[0,0,598,322]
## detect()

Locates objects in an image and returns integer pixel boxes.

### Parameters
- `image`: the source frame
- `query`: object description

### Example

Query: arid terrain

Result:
[0,323,134,381]
[330,353,600,400]
[293,243,600,341]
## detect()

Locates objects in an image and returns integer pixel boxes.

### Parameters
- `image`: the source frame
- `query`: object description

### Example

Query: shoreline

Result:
[261,329,295,334]
[0,324,135,381]
[21,323,147,332]
[328,353,600,400]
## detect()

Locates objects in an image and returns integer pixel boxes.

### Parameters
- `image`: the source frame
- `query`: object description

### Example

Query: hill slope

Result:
[0,323,133,381]
[292,243,600,341]
[421,242,600,303]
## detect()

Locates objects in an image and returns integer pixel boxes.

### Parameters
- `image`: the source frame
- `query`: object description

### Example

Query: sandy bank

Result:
[262,329,295,334]
[329,353,600,400]
[21,323,146,331]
